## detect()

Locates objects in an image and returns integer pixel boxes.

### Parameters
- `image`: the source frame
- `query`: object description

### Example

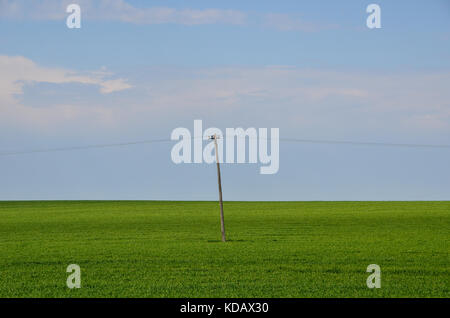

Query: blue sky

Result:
[0,0,449,200]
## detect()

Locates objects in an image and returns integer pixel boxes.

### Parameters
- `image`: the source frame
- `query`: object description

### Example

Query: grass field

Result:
[0,201,448,298]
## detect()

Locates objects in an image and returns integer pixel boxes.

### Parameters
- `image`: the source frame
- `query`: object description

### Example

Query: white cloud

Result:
[1,57,449,137]
[0,55,130,101]
[0,0,247,25]
[1,1,343,31]
[0,55,131,128]
[263,13,338,32]
[137,67,450,134]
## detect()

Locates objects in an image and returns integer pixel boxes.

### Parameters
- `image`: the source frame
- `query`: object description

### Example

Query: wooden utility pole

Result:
[212,134,226,242]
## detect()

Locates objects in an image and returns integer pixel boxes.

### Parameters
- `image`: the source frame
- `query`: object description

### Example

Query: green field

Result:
[0,201,448,298]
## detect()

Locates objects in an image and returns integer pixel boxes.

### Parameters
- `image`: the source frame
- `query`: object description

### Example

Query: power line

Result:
[0,138,171,156]
[279,138,450,149]
[0,136,449,157]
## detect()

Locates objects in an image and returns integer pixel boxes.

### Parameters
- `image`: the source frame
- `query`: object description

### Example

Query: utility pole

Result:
[211,134,226,242]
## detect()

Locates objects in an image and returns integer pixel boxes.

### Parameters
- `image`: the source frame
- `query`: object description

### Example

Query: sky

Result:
[0,0,449,200]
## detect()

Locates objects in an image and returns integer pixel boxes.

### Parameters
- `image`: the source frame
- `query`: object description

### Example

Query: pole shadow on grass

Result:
[206,239,254,243]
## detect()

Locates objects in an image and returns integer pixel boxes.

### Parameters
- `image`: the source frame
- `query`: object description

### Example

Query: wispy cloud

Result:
[2,56,449,137]
[0,0,337,30]
[263,13,338,32]
[0,0,344,32]
[0,0,247,25]
[0,55,130,102]
[0,55,131,128]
